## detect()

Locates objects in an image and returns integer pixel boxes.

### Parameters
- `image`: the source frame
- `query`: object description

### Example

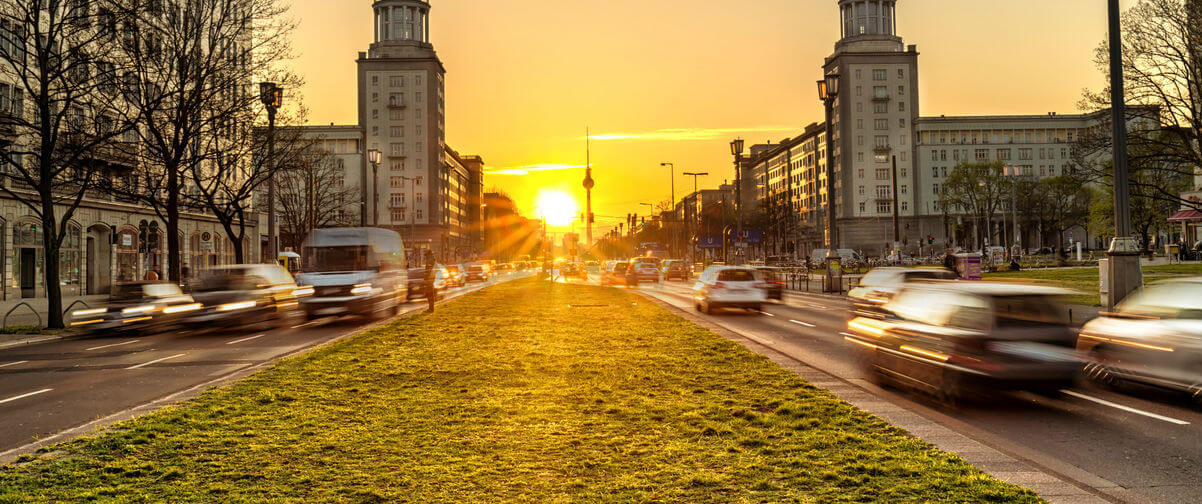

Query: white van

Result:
[296,228,407,320]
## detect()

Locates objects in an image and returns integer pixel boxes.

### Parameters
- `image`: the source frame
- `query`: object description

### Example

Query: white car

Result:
[693,266,768,314]
[849,267,958,318]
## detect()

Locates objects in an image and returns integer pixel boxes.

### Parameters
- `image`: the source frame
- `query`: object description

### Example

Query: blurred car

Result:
[627,257,662,284]
[297,228,407,320]
[407,267,448,301]
[754,266,786,300]
[693,266,768,314]
[848,267,958,318]
[601,262,630,286]
[71,282,200,336]
[185,264,304,330]
[1078,278,1202,400]
[662,260,690,281]
[444,265,467,288]
[585,261,601,274]
[564,262,589,280]
[465,263,490,283]
[845,282,1079,401]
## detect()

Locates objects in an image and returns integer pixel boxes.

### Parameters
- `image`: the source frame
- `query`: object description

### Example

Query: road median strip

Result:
[0,278,1043,502]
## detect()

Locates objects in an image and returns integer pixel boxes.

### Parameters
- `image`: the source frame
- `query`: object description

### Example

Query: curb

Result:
[637,291,1127,504]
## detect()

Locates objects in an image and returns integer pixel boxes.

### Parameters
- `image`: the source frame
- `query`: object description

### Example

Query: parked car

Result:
[627,257,662,284]
[693,266,768,314]
[71,282,200,336]
[296,227,407,320]
[444,265,467,288]
[465,263,490,283]
[185,264,304,330]
[407,267,448,301]
[845,282,1080,402]
[754,266,786,300]
[662,260,690,281]
[848,267,958,318]
[1078,278,1202,401]
[601,262,629,286]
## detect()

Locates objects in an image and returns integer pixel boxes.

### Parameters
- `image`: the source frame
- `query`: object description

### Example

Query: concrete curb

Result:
[0,282,498,465]
[638,291,1127,504]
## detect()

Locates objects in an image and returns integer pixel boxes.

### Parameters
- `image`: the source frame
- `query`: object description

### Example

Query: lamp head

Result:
[259,82,283,109]
[367,149,381,165]
[730,138,744,156]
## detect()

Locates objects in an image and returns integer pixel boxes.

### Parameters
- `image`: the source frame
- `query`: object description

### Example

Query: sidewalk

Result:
[0,295,107,346]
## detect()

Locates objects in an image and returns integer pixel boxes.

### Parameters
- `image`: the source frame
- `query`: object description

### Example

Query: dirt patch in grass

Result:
[0,279,1042,503]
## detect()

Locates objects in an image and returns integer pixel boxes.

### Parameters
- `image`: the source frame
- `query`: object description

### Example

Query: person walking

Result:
[424,253,437,314]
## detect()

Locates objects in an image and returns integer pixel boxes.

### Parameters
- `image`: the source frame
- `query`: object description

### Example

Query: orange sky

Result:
[289,0,1137,232]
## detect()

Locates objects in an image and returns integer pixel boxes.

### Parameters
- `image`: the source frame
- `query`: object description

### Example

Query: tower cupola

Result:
[373,0,431,45]
[838,0,897,40]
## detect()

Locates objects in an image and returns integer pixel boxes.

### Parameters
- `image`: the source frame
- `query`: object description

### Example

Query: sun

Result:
[535,190,579,227]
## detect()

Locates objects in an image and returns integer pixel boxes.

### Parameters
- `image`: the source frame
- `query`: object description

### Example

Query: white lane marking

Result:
[86,340,139,351]
[805,303,828,310]
[0,388,52,405]
[839,332,857,338]
[789,319,816,328]
[291,322,315,329]
[0,360,29,368]
[227,334,265,345]
[1061,390,1191,426]
[761,312,775,317]
[125,353,186,370]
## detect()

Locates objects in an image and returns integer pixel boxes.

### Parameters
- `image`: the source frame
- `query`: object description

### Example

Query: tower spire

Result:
[583,127,595,247]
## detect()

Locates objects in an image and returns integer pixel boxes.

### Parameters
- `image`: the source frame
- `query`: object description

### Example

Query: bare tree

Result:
[1080,0,1202,211]
[937,161,1008,249]
[275,135,358,252]
[110,0,295,280]
[0,0,132,328]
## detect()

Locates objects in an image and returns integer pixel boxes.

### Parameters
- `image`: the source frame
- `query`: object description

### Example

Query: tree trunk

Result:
[167,165,181,282]
[41,197,63,329]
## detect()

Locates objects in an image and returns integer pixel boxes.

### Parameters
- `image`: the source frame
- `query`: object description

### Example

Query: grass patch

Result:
[985,264,1202,306]
[0,325,63,335]
[0,279,1042,503]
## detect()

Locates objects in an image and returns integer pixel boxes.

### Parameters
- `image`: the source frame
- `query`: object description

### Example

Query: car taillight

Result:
[754,282,770,289]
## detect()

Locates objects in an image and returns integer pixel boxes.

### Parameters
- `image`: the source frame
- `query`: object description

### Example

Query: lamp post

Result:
[259,82,283,264]
[817,73,840,292]
[401,175,417,252]
[683,171,708,262]
[1105,0,1142,310]
[729,139,744,264]
[661,162,675,255]
[1004,165,1021,257]
[367,149,381,227]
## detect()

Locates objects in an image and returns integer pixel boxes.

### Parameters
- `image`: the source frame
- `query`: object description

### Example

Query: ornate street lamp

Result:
[729,139,744,264]
[817,73,840,292]
[367,149,381,226]
[260,82,283,263]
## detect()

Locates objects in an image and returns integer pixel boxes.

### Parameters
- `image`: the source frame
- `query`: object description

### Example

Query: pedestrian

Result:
[424,253,437,314]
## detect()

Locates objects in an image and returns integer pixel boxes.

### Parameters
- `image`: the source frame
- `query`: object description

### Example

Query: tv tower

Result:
[583,128,594,246]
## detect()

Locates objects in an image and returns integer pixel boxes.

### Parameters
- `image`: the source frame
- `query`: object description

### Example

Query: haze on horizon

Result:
[289,0,1137,231]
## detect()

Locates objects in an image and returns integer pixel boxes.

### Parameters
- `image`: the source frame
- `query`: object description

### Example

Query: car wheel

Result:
[694,302,702,312]
[703,302,714,315]
[1083,348,1119,386]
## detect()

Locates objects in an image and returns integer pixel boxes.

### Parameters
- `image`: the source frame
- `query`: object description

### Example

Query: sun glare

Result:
[535,191,579,227]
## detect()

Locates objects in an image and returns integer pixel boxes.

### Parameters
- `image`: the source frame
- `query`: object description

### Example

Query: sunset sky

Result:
[289,0,1137,232]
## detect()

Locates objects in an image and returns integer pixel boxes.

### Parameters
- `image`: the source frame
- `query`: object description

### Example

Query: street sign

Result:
[697,237,723,249]
[725,229,764,244]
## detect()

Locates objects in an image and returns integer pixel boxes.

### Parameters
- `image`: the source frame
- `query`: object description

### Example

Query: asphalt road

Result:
[0,274,520,458]
[619,278,1200,504]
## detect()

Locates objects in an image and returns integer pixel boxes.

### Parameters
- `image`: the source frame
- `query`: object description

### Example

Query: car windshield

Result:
[112,283,182,301]
[1118,282,1202,319]
[305,246,370,272]
[717,269,757,282]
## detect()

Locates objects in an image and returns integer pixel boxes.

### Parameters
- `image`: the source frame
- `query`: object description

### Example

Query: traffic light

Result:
[928,235,935,245]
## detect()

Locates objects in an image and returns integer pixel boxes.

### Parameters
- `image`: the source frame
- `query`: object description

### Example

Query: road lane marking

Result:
[125,353,186,370]
[227,334,265,345]
[86,340,139,351]
[0,360,29,368]
[761,312,775,317]
[789,320,816,328]
[805,303,828,310]
[839,332,857,338]
[1061,390,1191,426]
[0,388,52,405]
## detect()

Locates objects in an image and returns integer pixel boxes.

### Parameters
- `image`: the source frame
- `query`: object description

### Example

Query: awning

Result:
[1167,209,1202,223]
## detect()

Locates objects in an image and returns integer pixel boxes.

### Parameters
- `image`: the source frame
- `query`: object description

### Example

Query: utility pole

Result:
[683,172,708,263]
[1105,0,1143,309]
[730,139,745,264]
[891,155,900,261]
[661,162,675,256]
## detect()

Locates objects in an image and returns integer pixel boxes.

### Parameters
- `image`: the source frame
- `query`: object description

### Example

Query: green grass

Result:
[0,325,62,335]
[0,279,1042,503]
[984,264,1202,306]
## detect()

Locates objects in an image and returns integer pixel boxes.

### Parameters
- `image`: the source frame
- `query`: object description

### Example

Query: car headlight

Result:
[163,303,203,314]
[121,305,155,316]
[293,286,315,297]
[72,308,107,317]
[350,283,373,295]
[217,301,258,312]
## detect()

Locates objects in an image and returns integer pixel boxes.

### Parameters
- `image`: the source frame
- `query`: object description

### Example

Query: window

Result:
[931,150,938,161]
[857,168,864,178]
[859,202,866,212]
[900,185,907,195]
[877,201,891,214]
[389,93,404,106]
[858,185,865,195]
[940,150,947,161]
[873,102,887,114]
[371,76,378,86]
[1019,148,1032,160]
[390,76,404,87]
[932,167,939,178]
[1061,148,1067,159]
[974,149,988,160]
[933,183,940,195]
[856,152,864,162]
[898,101,905,112]
[874,154,888,163]
[371,126,378,136]
[872,69,887,81]
[390,176,404,188]
[855,69,862,79]
[371,110,379,120]
[415,75,422,86]
[371,92,378,103]
[874,136,889,148]
[390,193,405,207]
[390,109,404,120]
[390,126,403,137]
[875,168,889,180]
[874,119,888,130]
[390,143,404,156]
[415,176,423,185]
[857,103,863,113]
[391,209,406,222]
[901,201,908,212]
[857,136,864,146]
[416,192,423,203]
[942,167,947,177]
[415,92,422,102]
[997,149,1011,160]
[873,85,887,98]
[856,86,862,97]
[898,85,905,96]
[898,69,904,79]
[416,209,423,220]
[390,160,404,171]
[857,119,863,129]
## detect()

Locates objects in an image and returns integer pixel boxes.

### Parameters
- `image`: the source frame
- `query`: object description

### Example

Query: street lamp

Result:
[683,171,708,263]
[1105,0,1142,310]
[661,162,676,255]
[817,72,840,292]
[729,139,744,264]
[260,82,283,264]
[1004,165,1021,257]
[367,149,381,227]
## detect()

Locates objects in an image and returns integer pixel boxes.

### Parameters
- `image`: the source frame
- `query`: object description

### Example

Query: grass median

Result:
[0,278,1041,503]
[985,264,1202,306]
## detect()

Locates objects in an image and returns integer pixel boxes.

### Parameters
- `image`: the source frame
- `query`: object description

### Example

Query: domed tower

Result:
[822,0,920,254]
[358,0,446,256]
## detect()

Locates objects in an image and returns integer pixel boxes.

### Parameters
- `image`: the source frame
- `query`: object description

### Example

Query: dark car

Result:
[845,282,1080,402]
[627,257,662,284]
[184,264,304,330]
[662,260,690,281]
[601,262,629,286]
[465,264,490,283]
[70,282,200,336]
[754,267,785,300]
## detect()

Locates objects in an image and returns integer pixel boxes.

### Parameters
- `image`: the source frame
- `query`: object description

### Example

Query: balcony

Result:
[872,144,892,154]
[61,134,139,169]
[387,98,407,109]
[871,92,891,102]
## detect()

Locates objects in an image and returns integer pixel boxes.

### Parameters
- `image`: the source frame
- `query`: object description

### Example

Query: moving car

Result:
[407,266,448,301]
[465,263,490,283]
[444,265,467,288]
[601,262,629,286]
[71,282,200,336]
[186,264,304,330]
[848,267,958,318]
[585,261,601,274]
[693,266,768,314]
[662,260,690,281]
[754,266,786,300]
[845,282,1080,401]
[1078,278,1202,401]
[296,228,407,320]
[627,257,662,284]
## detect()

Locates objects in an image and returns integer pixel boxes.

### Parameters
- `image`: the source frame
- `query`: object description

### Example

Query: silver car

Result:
[1078,278,1202,401]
